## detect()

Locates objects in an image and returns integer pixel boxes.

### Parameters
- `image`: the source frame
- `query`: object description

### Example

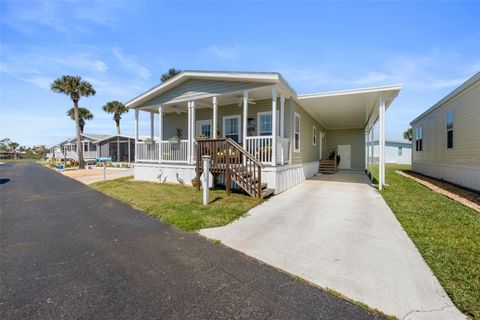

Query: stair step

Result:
[261,188,275,198]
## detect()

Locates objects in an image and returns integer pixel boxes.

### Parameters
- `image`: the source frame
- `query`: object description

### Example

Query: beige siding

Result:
[412,80,480,166]
[139,79,271,108]
[325,129,365,170]
[289,100,325,165]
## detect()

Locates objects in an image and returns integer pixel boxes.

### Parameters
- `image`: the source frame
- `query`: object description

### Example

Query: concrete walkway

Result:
[200,171,465,319]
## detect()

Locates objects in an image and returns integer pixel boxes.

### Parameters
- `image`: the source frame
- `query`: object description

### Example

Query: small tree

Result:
[51,75,96,169]
[160,68,181,82]
[403,128,413,141]
[67,107,94,133]
[102,101,128,135]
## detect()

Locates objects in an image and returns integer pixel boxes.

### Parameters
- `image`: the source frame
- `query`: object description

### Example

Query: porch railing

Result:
[136,142,159,162]
[160,140,188,163]
[245,136,290,165]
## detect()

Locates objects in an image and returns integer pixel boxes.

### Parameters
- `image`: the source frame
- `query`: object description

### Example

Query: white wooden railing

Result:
[245,136,289,165]
[136,142,159,162]
[160,140,188,163]
[83,151,97,159]
[66,150,79,161]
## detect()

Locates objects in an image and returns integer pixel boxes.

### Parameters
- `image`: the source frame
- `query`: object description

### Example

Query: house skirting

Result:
[133,161,319,194]
[412,161,480,192]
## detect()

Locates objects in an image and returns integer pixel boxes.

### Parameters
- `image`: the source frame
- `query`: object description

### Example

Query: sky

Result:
[1,0,479,147]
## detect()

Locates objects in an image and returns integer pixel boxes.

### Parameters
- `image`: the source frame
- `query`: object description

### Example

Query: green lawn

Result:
[379,164,480,319]
[91,178,261,232]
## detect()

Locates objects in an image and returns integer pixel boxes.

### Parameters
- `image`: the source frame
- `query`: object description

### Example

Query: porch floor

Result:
[200,170,464,319]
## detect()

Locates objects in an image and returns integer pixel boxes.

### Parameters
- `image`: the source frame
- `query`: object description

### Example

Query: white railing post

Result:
[271,86,277,166]
[158,105,163,163]
[191,101,196,164]
[134,109,139,161]
[280,95,285,164]
[212,96,218,139]
[150,111,154,140]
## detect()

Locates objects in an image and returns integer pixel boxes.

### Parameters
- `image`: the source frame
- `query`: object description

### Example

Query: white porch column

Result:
[127,138,130,163]
[158,105,163,162]
[365,131,369,170]
[117,136,120,162]
[242,90,248,149]
[280,95,285,138]
[378,94,386,190]
[150,112,154,140]
[134,109,139,160]
[187,101,192,164]
[271,86,277,166]
[212,96,218,139]
[191,101,196,164]
[371,125,374,171]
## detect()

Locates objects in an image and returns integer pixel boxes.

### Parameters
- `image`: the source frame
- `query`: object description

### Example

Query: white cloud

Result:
[207,43,241,60]
[23,76,52,90]
[112,48,151,79]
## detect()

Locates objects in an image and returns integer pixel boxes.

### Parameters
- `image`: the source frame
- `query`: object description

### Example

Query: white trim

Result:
[257,111,273,136]
[223,115,242,143]
[298,84,402,99]
[242,90,248,149]
[294,112,301,153]
[212,96,218,139]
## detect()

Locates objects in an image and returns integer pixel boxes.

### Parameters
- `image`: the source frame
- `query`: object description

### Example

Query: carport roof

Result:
[298,85,401,130]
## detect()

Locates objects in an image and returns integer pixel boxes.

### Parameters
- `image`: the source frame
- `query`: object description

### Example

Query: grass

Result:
[377,164,480,319]
[91,178,261,232]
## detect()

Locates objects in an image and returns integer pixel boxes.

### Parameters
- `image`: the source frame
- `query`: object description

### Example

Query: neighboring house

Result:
[368,140,412,165]
[50,133,140,163]
[410,72,480,191]
[126,70,401,195]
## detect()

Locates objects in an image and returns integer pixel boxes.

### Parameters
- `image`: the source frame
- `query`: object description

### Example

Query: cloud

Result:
[207,43,241,60]
[23,76,53,90]
[112,48,151,79]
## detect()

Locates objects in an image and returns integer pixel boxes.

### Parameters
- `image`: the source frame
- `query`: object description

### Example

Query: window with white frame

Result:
[446,111,454,149]
[257,112,272,136]
[223,115,241,143]
[313,126,317,145]
[415,125,423,151]
[294,112,300,152]
[196,120,212,138]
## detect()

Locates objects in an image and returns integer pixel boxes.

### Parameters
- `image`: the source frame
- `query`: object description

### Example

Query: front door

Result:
[337,145,351,169]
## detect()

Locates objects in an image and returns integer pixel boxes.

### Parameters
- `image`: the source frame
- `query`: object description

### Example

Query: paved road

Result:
[0,162,382,320]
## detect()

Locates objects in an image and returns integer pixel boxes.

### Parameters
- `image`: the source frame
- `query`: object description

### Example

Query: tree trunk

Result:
[73,101,85,168]
[116,119,121,135]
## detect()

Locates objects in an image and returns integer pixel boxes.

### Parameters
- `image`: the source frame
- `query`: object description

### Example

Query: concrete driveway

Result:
[200,171,465,319]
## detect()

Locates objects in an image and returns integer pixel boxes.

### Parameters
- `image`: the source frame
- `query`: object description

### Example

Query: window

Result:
[446,111,454,149]
[257,112,272,136]
[398,147,402,156]
[415,125,423,151]
[223,115,241,143]
[294,112,300,152]
[313,126,317,145]
[196,120,212,138]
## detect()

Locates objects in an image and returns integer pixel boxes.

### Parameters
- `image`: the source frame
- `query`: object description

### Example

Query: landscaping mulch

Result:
[396,170,480,213]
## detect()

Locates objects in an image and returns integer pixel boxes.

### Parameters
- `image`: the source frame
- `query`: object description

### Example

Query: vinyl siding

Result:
[325,129,365,170]
[412,80,480,166]
[289,99,325,165]
[138,79,272,108]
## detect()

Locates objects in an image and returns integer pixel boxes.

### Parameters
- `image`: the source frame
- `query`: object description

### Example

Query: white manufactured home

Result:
[369,140,412,165]
[410,72,480,191]
[126,71,401,196]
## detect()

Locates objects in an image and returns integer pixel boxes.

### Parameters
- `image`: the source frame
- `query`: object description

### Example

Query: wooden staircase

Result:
[319,159,337,174]
[196,138,274,198]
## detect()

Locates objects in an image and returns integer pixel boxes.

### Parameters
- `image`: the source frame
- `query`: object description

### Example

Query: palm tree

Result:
[102,101,128,135]
[160,68,181,82]
[51,75,96,169]
[10,142,19,160]
[403,128,413,141]
[67,107,94,133]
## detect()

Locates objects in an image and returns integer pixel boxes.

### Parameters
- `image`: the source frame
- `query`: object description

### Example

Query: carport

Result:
[298,85,401,188]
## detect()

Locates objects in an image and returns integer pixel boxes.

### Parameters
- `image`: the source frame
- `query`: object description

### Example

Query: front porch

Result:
[133,85,291,167]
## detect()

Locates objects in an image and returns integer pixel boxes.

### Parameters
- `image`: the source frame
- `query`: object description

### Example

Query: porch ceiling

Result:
[297,85,401,130]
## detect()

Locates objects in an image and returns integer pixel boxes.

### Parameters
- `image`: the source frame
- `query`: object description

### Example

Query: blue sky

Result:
[1,0,479,147]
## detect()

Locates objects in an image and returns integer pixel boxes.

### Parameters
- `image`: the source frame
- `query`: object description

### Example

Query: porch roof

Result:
[298,85,401,130]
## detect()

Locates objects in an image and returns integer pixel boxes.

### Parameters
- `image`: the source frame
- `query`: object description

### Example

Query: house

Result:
[368,140,412,165]
[50,133,140,164]
[410,72,480,191]
[126,71,401,196]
